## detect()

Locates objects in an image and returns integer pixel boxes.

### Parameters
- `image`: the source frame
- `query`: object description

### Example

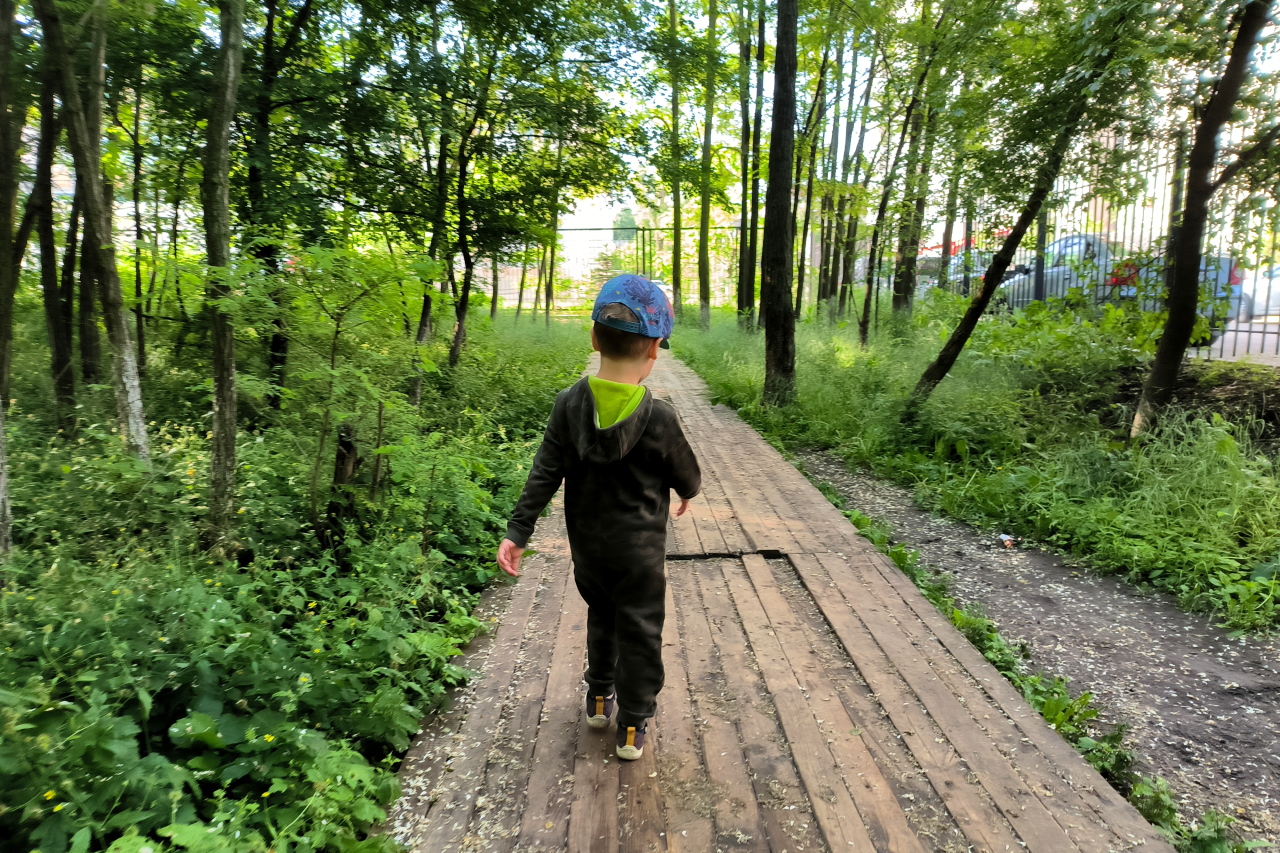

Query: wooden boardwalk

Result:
[386,354,1171,853]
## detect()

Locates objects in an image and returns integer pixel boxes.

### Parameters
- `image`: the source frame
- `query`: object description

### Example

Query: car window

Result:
[1051,237,1082,268]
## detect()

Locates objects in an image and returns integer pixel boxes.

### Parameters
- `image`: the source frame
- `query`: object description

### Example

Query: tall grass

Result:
[674,298,1280,629]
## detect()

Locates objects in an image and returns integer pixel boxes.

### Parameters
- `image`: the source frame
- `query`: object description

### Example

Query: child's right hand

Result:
[497,538,524,577]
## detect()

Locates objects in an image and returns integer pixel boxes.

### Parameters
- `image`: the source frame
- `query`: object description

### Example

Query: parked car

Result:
[999,235,1124,310]
[1239,265,1279,320]
[998,233,1244,341]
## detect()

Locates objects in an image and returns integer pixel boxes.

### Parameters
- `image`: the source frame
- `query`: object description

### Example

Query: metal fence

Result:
[485,226,742,312]
[923,128,1280,366]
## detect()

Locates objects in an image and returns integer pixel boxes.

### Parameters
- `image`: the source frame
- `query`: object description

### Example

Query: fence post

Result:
[1033,210,1047,303]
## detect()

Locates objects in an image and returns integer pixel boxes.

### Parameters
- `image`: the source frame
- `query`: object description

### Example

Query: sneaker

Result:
[585,693,615,729]
[615,723,647,760]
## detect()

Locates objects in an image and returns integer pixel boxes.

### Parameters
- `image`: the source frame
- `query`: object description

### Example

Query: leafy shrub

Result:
[1,314,588,852]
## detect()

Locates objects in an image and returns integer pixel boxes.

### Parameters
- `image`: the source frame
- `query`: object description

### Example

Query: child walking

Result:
[496,273,701,760]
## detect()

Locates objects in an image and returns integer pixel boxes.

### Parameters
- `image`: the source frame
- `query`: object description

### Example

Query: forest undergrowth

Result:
[674,296,1280,631]
[1,308,589,853]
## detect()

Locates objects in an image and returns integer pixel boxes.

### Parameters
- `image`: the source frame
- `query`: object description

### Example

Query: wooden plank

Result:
[818,548,1173,851]
[687,492,729,555]
[618,740,667,853]
[667,565,769,851]
[568,722,620,853]
[388,575,519,837]
[739,554,929,853]
[782,553,1025,852]
[691,463,752,555]
[690,558,828,853]
[790,553,1082,852]
[673,399,803,555]
[722,557,881,852]
[759,554,1006,846]
[654,582,716,853]
[412,543,556,850]
[476,566,575,851]
[515,576,589,849]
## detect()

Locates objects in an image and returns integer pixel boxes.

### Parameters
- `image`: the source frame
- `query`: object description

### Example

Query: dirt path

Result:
[798,451,1280,843]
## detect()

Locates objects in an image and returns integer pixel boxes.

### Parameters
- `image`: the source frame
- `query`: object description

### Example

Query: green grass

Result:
[673,300,1280,630]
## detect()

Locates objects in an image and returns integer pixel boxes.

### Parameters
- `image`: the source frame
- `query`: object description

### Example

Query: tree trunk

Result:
[893,107,937,314]
[761,0,798,406]
[745,2,765,326]
[736,0,752,322]
[35,0,151,462]
[131,82,146,372]
[938,155,963,291]
[0,0,24,554]
[515,240,529,319]
[668,0,683,317]
[36,49,75,428]
[892,105,926,313]
[77,183,101,383]
[836,51,872,316]
[251,0,317,410]
[697,0,718,328]
[489,256,499,321]
[448,53,496,367]
[202,0,245,542]
[1131,0,1274,436]
[796,124,819,316]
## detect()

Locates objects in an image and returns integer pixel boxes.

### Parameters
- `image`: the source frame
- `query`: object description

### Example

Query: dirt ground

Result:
[798,451,1280,844]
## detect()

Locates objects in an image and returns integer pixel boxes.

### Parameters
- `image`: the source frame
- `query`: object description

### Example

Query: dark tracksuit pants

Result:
[572,551,666,729]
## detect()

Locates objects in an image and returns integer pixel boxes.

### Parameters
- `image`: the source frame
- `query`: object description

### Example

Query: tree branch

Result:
[1210,121,1280,193]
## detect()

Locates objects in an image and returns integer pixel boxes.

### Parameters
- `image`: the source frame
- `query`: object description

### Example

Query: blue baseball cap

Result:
[592,274,674,349]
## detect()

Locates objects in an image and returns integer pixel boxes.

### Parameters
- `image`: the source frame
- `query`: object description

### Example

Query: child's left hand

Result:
[675,498,691,517]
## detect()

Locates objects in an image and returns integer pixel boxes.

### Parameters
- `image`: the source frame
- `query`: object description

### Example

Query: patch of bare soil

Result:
[798,451,1280,844]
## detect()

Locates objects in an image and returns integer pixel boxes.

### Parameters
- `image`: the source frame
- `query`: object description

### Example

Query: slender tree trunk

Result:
[796,126,819,316]
[60,185,80,372]
[77,183,101,382]
[892,105,926,313]
[0,0,26,554]
[745,2,765,325]
[939,154,963,291]
[131,82,145,372]
[697,0,718,328]
[736,0,752,322]
[35,0,151,461]
[817,43,843,311]
[515,240,529,319]
[36,50,75,428]
[202,0,245,542]
[489,256,499,321]
[251,0,317,410]
[1132,0,1274,436]
[448,53,496,367]
[668,0,683,317]
[761,0,798,405]
[893,107,937,314]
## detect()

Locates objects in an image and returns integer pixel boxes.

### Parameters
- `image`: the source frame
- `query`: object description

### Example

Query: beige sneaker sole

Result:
[615,743,643,760]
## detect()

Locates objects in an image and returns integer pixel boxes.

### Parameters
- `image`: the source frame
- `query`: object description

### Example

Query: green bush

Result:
[1,312,589,852]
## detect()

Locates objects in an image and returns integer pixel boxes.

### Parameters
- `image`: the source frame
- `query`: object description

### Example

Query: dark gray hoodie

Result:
[506,377,701,568]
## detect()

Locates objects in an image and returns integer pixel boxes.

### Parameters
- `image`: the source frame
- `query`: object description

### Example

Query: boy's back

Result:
[505,376,700,565]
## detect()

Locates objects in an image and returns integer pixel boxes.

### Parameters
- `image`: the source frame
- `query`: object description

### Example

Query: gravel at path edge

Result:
[798,451,1280,844]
